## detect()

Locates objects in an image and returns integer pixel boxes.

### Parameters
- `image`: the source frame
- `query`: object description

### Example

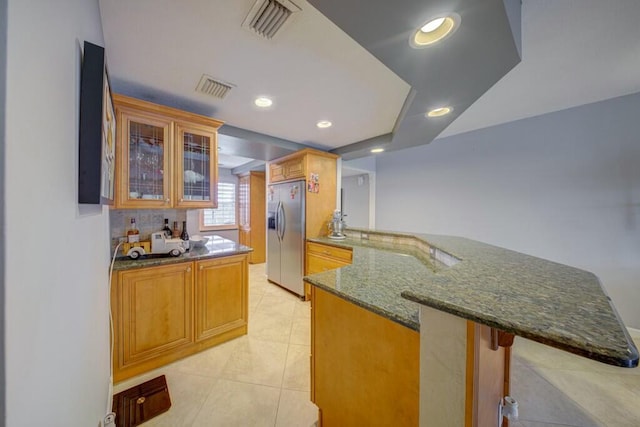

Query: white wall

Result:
[5,1,112,426]
[0,0,6,423]
[342,157,377,228]
[341,174,370,228]
[376,92,640,328]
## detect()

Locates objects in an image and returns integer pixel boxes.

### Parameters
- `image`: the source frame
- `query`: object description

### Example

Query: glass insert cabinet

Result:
[113,94,223,209]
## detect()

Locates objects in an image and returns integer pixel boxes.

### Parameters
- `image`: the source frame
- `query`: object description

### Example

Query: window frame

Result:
[199,181,238,231]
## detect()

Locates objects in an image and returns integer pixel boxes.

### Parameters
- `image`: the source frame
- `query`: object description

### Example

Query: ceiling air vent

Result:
[242,0,301,40]
[195,75,235,99]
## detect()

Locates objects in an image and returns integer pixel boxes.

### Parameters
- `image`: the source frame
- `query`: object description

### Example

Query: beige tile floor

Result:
[510,328,640,427]
[115,263,640,426]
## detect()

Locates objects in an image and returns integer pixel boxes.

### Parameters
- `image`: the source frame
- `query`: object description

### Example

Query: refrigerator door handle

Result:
[274,201,280,240]
[278,201,286,240]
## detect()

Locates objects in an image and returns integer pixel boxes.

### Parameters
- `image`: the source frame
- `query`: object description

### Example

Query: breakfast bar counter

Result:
[305,229,638,426]
[306,229,638,367]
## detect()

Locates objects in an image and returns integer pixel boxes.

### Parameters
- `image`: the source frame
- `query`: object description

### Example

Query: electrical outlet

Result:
[104,412,116,427]
[118,236,127,244]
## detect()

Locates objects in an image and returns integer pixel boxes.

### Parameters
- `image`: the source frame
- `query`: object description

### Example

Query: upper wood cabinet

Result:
[113,94,224,209]
[238,171,266,264]
[268,154,307,183]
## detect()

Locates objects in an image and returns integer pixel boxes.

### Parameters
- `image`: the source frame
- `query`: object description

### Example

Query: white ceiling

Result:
[99,0,640,168]
[99,0,410,151]
[440,0,640,138]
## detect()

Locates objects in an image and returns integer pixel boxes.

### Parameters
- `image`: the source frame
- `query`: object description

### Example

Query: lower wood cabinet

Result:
[305,241,353,300]
[195,255,248,341]
[112,255,248,382]
[310,286,419,426]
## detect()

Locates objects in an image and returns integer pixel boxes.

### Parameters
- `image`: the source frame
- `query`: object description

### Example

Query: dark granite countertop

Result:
[112,235,252,271]
[305,229,638,368]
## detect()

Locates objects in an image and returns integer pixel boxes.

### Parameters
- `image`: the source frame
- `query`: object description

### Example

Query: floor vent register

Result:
[112,375,171,427]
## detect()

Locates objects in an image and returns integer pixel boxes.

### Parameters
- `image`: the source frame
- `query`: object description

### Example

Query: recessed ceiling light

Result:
[426,106,452,117]
[316,120,332,129]
[254,96,273,108]
[411,14,460,48]
[421,17,445,33]
[370,148,385,153]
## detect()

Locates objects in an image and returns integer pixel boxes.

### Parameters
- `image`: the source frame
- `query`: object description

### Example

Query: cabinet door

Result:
[117,110,173,208]
[285,157,305,180]
[118,263,193,370]
[248,172,266,263]
[269,162,285,183]
[195,255,248,341]
[174,122,218,208]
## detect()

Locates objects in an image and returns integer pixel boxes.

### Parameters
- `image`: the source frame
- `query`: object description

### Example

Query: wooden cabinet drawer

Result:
[307,242,353,263]
[307,253,350,274]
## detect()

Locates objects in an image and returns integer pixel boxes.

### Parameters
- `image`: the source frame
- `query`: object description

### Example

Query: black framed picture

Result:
[78,41,116,205]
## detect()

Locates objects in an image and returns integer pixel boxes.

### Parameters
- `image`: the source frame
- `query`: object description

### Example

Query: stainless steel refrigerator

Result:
[267,180,305,296]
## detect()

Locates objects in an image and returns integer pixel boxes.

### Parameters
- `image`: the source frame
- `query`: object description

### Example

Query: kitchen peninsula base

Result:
[308,285,510,427]
[310,286,419,426]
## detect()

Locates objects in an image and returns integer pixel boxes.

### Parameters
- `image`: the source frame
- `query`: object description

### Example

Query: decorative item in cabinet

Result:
[238,171,265,264]
[113,94,223,209]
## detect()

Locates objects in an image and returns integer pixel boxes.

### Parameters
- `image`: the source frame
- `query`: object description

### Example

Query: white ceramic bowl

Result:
[189,235,210,248]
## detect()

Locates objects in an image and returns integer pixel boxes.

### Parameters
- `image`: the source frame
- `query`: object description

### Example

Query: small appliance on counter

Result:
[328,210,346,240]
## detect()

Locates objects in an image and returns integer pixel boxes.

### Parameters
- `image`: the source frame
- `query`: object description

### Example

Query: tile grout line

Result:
[272,293,299,427]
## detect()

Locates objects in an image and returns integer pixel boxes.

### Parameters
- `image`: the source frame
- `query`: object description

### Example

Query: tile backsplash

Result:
[110,209,188,252]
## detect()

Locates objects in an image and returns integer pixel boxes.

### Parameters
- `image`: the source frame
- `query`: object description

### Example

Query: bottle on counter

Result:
[181,221,189,249]
[172,221,180,238]
[162,218,172,237]
[127,218,140,243]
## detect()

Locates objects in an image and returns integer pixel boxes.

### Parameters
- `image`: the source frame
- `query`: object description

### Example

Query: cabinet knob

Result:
[199,265,204,270]
[165,198,170,203]
[180,198,184,203]
[136,397,146,405]
[186,267,191,272]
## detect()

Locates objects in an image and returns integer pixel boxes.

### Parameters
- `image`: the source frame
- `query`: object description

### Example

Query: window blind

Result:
[202,182,236,227]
